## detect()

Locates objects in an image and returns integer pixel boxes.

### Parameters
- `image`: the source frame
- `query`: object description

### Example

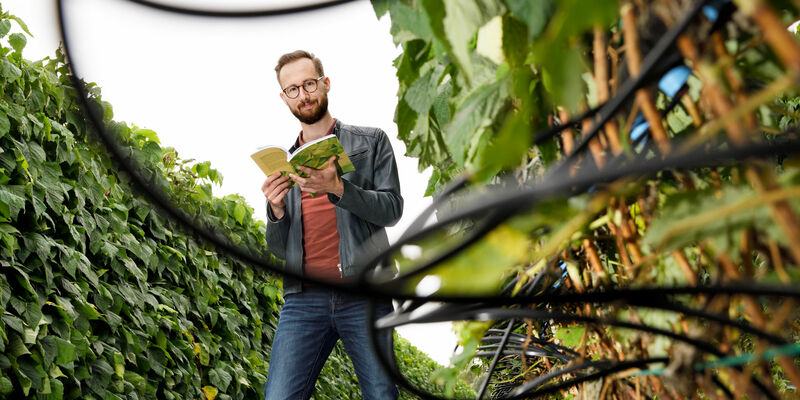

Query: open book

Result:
[250,134,355,185]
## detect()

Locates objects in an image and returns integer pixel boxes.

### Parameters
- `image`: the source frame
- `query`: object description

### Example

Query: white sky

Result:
[7,0,456,366]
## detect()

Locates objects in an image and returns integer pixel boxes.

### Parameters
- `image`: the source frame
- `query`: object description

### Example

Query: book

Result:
[250,134,355,185]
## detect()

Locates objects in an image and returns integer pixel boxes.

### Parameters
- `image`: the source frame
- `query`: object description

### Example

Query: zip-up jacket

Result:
[265,119,403,295]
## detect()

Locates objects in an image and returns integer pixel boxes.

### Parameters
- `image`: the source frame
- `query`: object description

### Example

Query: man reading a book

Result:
[260,50,402,399]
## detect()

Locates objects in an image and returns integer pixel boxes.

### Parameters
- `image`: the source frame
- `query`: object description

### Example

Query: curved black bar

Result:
[123,0,355,18]
[358,137,800,299]
[630,297,788,345]
[510,358,668,398]
[476,320,515,399]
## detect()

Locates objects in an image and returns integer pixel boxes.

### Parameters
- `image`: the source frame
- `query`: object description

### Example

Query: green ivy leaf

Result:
[0,110,10,139]
[441,0,504,84]
[133,128,160,143]
[1,58,21,81]
[371,0,390,18]
[504,0,553,40]
[202,385,218,400]
[0,376,12,395]
[388,1,435,43]
[233,203,246,225]
[113,351,125,378]
[17,356,46,393]
[209,367,232,393]
[194,161,210,178]
[0,184,25,220]
[642,185,778,256]
[404,63,446,114]
[444,77,509,166]
[7,14,33,36]
[54,336,77,365]
[0,21,11,38]
[554,325,585,347]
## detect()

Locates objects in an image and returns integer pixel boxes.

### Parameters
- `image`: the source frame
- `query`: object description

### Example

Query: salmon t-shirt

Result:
[298,120,342,282]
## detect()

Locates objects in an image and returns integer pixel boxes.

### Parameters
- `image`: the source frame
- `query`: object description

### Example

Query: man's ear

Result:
[323,77,331,93]
[280,92,289,106]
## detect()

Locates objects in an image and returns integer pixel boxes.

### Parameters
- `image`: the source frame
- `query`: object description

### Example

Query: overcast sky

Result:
[6,0,456,366]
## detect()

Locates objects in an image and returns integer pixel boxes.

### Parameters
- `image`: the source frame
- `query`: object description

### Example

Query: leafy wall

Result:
[0,8,287,398]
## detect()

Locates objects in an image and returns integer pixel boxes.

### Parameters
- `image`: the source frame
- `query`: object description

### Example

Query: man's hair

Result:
[275,50,325,86]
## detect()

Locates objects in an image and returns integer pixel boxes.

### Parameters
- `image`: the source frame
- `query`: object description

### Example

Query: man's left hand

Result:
[290,157,344,197]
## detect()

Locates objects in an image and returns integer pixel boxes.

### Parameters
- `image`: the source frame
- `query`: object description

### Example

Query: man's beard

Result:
[292,95,328,125]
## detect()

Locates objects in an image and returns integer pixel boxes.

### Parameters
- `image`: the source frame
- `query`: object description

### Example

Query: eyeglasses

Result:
[282,76,325,99]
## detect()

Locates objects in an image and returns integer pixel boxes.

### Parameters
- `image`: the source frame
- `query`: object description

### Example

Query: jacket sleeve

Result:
[265,200,290,260]
[328,130,403,227]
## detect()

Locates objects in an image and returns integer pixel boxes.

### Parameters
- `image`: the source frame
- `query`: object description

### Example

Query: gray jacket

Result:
[266,120,403,295]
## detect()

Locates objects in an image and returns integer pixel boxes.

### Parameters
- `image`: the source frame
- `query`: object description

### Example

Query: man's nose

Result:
[298,88,311,101]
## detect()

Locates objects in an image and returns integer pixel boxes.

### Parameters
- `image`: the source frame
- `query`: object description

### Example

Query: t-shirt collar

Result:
[298,118,337,146]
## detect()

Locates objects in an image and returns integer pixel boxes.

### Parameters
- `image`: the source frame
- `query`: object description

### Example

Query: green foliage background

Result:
[374,0,800,397]
[0,7,473,400]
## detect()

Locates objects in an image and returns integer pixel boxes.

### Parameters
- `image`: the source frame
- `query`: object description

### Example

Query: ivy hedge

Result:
[0,7,472,400]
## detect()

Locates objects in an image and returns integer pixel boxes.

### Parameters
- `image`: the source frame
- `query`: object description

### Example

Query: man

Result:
[261,50,402,399]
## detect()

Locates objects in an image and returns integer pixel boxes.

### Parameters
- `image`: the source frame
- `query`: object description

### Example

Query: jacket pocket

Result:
[348,147,370,162]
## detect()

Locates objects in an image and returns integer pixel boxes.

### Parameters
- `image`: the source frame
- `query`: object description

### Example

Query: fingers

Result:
[268,186,290,205]
[263,172,288,187]
[288,173,306,186]
[289,159,338,194]
[262,173,291,199]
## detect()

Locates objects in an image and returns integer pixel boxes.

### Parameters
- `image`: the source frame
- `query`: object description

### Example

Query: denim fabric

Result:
[263,287,399,400]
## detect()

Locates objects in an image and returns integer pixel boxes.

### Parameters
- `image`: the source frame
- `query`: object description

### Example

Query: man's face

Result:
[279,58,329,125]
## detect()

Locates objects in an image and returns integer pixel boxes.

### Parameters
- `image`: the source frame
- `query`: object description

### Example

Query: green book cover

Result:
[250,134,355,185]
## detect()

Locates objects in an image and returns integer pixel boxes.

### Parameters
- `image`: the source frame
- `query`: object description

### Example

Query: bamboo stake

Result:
[582,110,607,169]
[711,32,757,131]
[671,249,699,286]
[608,220,634,269]
[681,94,704,127]
[558,107,576,155]
[621,3,672,154]
[767,240,790,283]
[735,0,800,73]
[594,26,623,155]
[583,238,609,285]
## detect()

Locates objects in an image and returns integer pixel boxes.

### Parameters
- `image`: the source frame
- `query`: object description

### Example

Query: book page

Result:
[250,147,293,177]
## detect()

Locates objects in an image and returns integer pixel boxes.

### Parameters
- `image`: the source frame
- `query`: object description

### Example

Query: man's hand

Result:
[290,157,344,197]
[262,172,291,219]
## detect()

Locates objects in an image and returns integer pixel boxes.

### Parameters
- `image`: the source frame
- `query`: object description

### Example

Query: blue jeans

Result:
[263,287,399,400]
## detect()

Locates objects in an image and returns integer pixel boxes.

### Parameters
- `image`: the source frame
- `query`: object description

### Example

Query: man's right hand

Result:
[262,173,291,219]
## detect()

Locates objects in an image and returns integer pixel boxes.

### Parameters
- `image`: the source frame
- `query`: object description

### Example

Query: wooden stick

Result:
[594,26,623,155]
[621,3,672,154]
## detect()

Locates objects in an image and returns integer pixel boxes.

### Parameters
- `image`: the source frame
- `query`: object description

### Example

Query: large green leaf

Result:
[444,77,509,166]
[0,184,25,219]
[404,62,446,114]
[388,1,435,44]
[445,0,502,83]
[643,184,783,255]
[503,0,554,40]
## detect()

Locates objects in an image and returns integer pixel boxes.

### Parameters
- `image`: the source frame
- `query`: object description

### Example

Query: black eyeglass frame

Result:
[282,76,325,99]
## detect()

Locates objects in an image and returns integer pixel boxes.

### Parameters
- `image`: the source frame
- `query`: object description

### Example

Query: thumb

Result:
[328,156,337,168]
